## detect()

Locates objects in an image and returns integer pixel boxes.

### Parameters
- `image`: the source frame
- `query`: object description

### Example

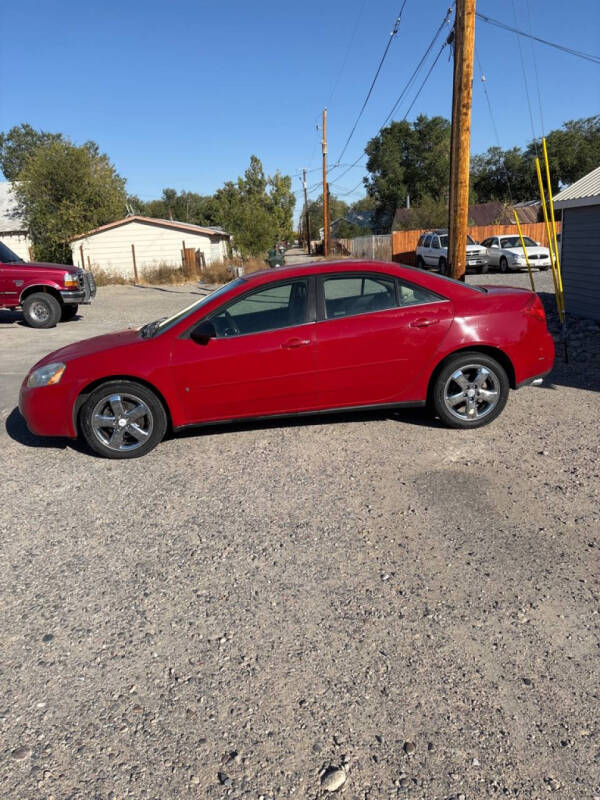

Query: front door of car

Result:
[169,278,318,424]
[486,237,500,266]
[0,262,21,306]
[315,273,454,409]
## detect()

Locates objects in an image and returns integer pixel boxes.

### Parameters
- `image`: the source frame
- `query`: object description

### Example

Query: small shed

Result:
[0,182,32,260]
[70,215,232,279]
[553,166,600,322]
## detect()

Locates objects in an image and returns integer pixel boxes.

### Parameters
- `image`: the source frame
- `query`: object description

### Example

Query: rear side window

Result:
[322,275,397,319]
[423,234,432,247]
[397,280,443,307]
[431,236,440,249]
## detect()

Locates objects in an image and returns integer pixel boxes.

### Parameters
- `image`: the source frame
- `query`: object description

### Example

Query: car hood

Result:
[10,261,77,272]
[34,328,142,367]
[466,245,487,254]
[504,246,549,256]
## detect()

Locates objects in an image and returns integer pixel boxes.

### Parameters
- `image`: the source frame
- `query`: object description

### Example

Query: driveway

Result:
[1,272,598,799]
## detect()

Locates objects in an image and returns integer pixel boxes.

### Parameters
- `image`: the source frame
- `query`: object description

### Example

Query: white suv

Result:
[415,230,489,274]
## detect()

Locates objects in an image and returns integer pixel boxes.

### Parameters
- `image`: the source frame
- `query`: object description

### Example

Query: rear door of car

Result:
[422,234,434,265]
[314,272,454,409]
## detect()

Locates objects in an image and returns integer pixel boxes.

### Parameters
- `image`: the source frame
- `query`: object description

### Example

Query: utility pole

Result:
[447,0,476,281]
[302,169,311,255]
[322,108,329,257]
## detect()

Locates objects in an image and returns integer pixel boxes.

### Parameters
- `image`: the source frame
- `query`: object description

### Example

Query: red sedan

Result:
[19,260,554,459]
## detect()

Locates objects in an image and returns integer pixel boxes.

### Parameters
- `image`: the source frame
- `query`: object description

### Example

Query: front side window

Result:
[210,280,309,337]
[431,236,440,249]
[0,241,24,264]
[323,275,396,319]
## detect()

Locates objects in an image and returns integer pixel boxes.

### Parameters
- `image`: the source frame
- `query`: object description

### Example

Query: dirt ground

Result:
[1,267,599,799]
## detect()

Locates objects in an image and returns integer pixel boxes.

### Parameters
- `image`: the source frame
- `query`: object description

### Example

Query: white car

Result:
[481,235,551,272]
[415,230,489,274]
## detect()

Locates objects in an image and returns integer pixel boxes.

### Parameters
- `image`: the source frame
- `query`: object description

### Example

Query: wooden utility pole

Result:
[322,108,329,257]
[302,168,311,255]
[131,243,139,283]
[447,0,476,281]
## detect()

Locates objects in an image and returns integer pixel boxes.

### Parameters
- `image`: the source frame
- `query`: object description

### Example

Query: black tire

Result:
[478,262,489,274]
[499,256,509,273]
[22,292,61,329]
[416,255,426,269]
[431,351,509,429]
[79,380,168,459]
[60,304,79,322]
[539,265,549,271]
[438,257,447,276]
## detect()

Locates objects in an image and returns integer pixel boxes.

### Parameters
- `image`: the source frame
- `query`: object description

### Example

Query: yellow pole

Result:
[536,157,564,322]
[513,210,535,292]
[542,137,565,307]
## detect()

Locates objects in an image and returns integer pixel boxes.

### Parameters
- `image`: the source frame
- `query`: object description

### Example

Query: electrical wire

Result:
[326,0,369,109]
[525,0,545,138]
[335,1,409,165]
[380,6,452,129]
[474,47,514,205]
[511,0,539,154]
[476,11,600,65]
[330,35,450,190]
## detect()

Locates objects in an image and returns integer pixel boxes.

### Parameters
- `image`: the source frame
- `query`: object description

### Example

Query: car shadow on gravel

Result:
[172,406,444,442]
[5,408,91,454]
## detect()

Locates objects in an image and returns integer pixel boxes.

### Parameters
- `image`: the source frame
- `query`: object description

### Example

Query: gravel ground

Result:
[1,269,599,799]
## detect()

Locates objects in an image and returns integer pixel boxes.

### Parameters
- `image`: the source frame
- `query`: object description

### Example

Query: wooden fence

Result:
[391,221,560,266]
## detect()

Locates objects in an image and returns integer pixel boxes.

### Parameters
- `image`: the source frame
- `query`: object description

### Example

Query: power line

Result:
[510,0,539,153]
[476,11,600,65]
[381,6,453,129]
[330,35,451,190]
[335,1,409,165]
[326,0,369,109]
[525,0,545,138]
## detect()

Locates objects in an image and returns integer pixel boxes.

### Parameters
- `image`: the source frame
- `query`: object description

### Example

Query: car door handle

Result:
[410,317,439,328]
[281,337,311,349]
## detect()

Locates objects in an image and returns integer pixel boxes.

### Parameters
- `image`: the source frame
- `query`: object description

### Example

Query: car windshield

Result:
[501,236,536,248]
[438,235,475,248]
[141,277,245,338]
[0,241,24,263]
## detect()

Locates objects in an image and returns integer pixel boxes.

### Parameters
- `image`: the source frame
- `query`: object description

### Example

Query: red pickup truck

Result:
[0,241,96,328]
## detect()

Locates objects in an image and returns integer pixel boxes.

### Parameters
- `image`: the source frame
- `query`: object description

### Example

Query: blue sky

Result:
[1,0,598,220]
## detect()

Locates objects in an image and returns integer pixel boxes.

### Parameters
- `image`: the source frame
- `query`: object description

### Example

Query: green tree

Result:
[364,115,451,228]
[393,194,449,231]
[14,139,127,263]
[525,115,600,192]
[470,146,536,203]
[135,188,219,226]
[304,194,349,241]
[0,123,65,181]
[212,156,295,257]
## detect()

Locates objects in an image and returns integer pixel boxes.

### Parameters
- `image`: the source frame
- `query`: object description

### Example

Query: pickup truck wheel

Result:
[60,304,78,322]
[438,257,447,276]
[416,255,426,269]
[432,352,509,429]
[80,380,167,459]
[22,292,61,328]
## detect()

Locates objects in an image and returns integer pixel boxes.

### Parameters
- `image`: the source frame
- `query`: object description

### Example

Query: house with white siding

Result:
[0,182,32,260]
[70,215,232,278]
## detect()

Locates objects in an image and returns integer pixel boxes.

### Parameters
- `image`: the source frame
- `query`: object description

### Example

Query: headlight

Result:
[27,362,66,388]
[64,272,79,288]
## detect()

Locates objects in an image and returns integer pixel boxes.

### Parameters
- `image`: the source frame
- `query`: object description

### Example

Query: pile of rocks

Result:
[541,295,600,367]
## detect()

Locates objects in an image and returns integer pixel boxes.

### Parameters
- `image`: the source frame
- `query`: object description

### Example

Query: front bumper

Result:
[60,271,97,304]
[19,380,78,438]
[467,257,489,267]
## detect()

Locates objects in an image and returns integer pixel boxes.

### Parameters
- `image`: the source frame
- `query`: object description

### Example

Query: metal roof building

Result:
[554,166,600,321]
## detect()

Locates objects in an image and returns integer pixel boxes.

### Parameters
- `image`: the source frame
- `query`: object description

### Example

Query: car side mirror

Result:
[190,320,216,345]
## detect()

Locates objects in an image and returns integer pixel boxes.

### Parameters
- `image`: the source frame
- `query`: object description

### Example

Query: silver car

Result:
[481,235,551,272]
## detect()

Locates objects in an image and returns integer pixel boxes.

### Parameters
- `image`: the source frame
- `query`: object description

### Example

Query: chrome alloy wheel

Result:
[90,392,154,452]
[443,364,501,422]
[30,301,51,323]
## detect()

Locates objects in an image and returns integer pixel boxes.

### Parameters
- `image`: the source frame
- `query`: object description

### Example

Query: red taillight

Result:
[523,296,547,323]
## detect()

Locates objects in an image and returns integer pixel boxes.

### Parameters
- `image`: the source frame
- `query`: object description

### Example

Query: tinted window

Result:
[431,236,440,249]
[323,275,396,319]
[0,241,23,263]
[423,234,432,247]
[481,238,491,247]
[397,280,443,307]
[211,280,308,336]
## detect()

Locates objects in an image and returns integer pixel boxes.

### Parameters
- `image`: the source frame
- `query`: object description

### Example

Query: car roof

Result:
[240,259,480,298]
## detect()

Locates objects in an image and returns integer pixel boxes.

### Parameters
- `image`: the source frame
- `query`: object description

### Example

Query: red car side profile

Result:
[19,260,555,459]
